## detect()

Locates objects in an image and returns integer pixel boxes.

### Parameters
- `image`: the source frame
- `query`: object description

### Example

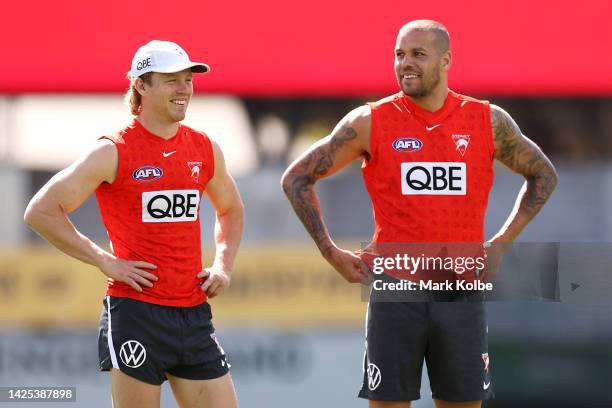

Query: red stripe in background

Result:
[5,0,612,96]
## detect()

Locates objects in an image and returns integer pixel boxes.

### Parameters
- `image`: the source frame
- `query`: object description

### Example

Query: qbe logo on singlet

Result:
[401,162,466,195]
[141,190,200,223]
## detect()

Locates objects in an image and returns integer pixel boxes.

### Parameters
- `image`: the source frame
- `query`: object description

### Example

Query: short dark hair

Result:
[399,20,450,53]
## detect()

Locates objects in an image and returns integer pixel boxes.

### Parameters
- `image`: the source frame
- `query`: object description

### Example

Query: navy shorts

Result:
[358,292,494,402]
[98,296,229,385]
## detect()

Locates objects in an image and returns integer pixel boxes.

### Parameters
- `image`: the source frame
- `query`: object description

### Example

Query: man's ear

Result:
[442,51,452,71]
[135,78,147,96]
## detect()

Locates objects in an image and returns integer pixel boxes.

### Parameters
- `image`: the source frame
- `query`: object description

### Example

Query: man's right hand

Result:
[323,246,372,285]
[483,240,511,281]
[98,254,158,292]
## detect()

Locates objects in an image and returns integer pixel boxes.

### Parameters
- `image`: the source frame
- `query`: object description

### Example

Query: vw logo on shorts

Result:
[119,340,147,368]
[367,363,382,390]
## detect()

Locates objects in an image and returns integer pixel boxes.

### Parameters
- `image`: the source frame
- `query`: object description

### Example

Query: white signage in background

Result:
[9,96,256,176]
[0,330,436,408]
[0,168,28,245]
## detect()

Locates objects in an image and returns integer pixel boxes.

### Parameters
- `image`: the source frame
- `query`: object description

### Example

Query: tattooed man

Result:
[281,20,556,408]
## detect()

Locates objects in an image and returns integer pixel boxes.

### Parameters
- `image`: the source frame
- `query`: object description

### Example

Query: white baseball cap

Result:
[130,40,210,80]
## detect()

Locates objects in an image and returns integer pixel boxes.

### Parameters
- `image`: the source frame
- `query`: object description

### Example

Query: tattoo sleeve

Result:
[490,104,558,240]
[281,125,359,255]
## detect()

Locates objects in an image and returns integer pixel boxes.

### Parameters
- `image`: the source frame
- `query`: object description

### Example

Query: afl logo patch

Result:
[133,166,163,182]
[392,137,423,152]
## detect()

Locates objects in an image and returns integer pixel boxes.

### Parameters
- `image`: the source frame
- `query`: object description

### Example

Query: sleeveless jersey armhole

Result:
[201,133,215,182]
[365,102,379,168]
[482,101,495,160]
[98,135,124,187]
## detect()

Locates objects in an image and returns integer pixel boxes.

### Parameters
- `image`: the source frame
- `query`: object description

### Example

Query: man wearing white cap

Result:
[24,40,244,407]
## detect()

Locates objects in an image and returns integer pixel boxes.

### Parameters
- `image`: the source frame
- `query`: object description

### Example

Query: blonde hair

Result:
[124,72,153,116]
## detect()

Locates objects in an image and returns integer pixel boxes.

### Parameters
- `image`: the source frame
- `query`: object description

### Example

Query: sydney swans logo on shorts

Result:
[401,162,466,195]
[119,340,147,368]
[482,352,490,372]
[142,190,200,223]
[482,352,491,390]
[133,165,163,182]
[367,363,382,390]
[392,137,423,153]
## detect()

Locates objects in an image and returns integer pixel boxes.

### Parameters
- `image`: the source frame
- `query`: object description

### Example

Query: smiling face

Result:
[137,69,193,123]
[394,25,451,99]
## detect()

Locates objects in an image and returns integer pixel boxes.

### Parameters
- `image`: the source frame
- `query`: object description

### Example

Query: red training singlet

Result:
[96,119,215,306]
[363,90,494,244]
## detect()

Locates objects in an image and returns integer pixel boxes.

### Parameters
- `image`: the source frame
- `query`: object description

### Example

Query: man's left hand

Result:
[484,239,512,280]
[198,267,231,298]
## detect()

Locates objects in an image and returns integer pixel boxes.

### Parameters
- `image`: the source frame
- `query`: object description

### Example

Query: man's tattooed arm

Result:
[281,106,370,256]
[490,104,558,242]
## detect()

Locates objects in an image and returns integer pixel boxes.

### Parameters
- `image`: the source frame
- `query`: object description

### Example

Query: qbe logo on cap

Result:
[130,40,210,79]
[135,56,153,73]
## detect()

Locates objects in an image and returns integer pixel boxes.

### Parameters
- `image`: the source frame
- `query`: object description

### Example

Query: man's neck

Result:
[137,111,179,139]
[408,86,449,113]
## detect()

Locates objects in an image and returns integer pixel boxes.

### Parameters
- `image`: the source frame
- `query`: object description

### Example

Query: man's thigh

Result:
[110,368,161,408]
[358,301,429,402]
[167,372,238,408]
[427,299,492,403]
